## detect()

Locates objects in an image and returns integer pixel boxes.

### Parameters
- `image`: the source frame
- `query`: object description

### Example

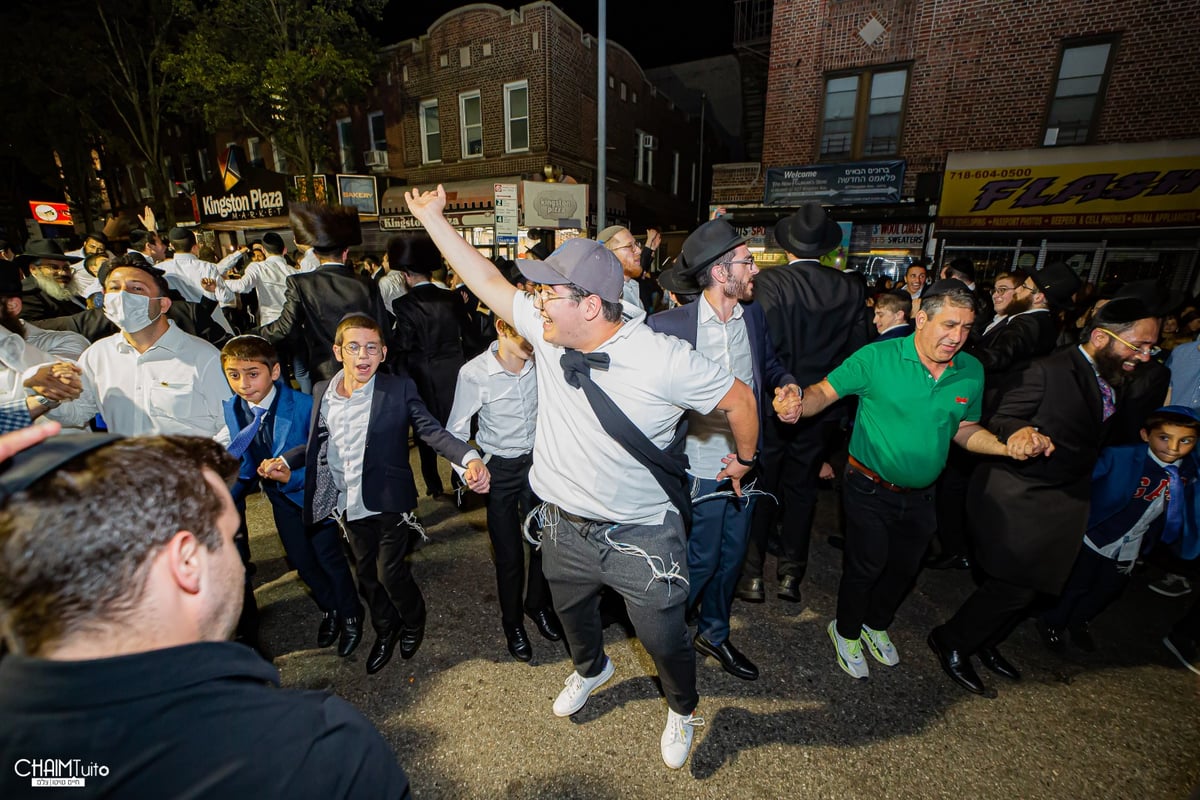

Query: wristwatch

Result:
[735,452,758,468]
[33,394,60,409]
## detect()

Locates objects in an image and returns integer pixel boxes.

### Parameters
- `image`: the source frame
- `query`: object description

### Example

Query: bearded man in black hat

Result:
[736,202,871,606]
[14,240,86,321]
[930,298,1161,695]
[647,219,801,681]
[257,203,389,383]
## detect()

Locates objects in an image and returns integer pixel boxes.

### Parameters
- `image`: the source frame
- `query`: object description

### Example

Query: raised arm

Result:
[405,186,518,326]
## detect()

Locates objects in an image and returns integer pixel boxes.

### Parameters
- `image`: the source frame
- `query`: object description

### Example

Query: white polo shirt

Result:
[511,291,733,525]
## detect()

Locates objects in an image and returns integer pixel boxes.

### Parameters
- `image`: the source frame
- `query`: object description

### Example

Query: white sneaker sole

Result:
[1163,636,1200,676]
[553,658,615,717]
[828,622,869,679]
[862,632,900,667]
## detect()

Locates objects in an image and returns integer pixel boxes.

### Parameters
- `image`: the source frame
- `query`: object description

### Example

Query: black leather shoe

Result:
[927,629,985,694]
[365,630,399,674]
[925,553,971,570]
[1069,623,1097,652]
[694,634,759,681]
[317,611,341,648]
[735,576,765,603]
[338,616,363,658]
[1036,618,1066,652]
[399,621,425,660]
[530,609,563,642]
[504,624,533,662]
[777,575,801,603]
[977,645,1021,680]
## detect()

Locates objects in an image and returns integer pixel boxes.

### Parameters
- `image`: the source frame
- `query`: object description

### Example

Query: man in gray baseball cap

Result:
[405,186,758,770]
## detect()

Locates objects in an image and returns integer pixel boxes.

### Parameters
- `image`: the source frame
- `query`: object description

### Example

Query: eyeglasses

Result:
[727,257,756,268]
[612,240,641,253]
[338,342,382,356]
[992,285,1016,296]
[1098,327,1160,357]
[532,286,578,310]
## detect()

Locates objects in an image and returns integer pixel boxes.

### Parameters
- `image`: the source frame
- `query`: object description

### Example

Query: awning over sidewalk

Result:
[380,176,524,215]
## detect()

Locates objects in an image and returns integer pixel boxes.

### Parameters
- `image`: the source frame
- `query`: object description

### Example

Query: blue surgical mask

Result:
[103,290,161,333]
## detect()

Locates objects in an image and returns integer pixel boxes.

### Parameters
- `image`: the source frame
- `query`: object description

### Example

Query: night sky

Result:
[382,0,735,69]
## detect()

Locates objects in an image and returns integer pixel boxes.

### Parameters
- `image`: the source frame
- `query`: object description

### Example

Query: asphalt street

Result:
[245,462,1200,800]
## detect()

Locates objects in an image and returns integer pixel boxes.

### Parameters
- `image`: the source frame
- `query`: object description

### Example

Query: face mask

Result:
[103,290,161,333]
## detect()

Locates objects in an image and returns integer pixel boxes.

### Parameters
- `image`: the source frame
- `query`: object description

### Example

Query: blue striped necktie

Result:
[228,406,268,459]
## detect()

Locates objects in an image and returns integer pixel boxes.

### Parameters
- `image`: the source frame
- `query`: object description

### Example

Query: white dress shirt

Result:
[446,341,538,458]
[511,292,733,525]
[220,255,293,325]
[684,296,755,478]
[213,384,276,448]
[48,321,231,437]
[622,278,644,311]
[378,271,408,314]
[159,252,235,334]
[322,372,377,521]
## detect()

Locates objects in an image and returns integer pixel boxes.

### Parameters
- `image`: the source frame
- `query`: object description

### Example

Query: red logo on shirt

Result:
[955,396,968,405]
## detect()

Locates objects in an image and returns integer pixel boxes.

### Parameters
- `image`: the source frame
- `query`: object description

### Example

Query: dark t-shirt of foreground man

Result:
[0,433,410,799]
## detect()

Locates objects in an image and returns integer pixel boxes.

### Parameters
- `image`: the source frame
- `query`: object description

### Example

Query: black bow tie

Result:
[560,349,610,389]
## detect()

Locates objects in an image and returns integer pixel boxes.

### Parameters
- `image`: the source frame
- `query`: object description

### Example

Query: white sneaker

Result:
[552,656,614,717]
[660,708,704,769]
[828,620,869,679]
[1149,573,1192,597]
[861,625,900,666]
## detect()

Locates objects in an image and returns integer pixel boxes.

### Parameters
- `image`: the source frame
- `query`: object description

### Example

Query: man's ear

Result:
[270,363,282,382]
[5,296,22,318]
[166,530,203,595]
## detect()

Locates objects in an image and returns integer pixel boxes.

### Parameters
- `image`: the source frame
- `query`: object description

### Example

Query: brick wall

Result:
[759,0,1200,196]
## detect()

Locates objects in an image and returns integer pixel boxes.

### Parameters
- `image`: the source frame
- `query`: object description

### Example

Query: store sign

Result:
[494,184,518,244]
[29,201,73,226]
[522,182,588,228]
[869,223,926,249]
[198,164,288,223]
[294,174,329,204]
[336,174,379,216]
[939,143,1200,229]
[379,211,495,231]
[764,161,905,206]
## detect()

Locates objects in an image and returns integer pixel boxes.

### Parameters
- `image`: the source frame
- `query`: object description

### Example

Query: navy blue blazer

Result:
[285,371,474,525]
[875,323,914,342]
[647,299,797,452]
[222,381,308,506]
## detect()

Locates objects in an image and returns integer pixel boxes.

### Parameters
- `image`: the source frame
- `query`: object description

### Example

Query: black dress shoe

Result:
[338,616,363,658]
[317,611,341,648]
[1069,623,1096,652]
[977,646,1021,681]
[399,621,425,660]
[927,629,985,694]
[777,575,801,603]
[694,634,759,681]
[504,624,533,662]
[366,630,399,674]
[1036,618,1066,652]
[530,609,563,642]
[735,576,765,603]
[925,553,971,570]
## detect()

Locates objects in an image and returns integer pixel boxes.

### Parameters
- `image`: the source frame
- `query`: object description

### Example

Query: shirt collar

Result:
[486,341,533,377]
[113,320,183,355]
[698,293,744,324]
[248,384,277,411]
[901,332,960,371]
[1149,449,1172,469]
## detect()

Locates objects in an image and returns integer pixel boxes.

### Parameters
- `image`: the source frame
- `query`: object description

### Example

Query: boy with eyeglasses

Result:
[261,313,491,675]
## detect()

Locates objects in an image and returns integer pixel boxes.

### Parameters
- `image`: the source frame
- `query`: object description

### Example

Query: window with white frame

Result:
[368,111,387,151]
[504,81,529,152]
[180,153,194,183]
[459,91,483,157]
[271,138,287,173]
[819,67,909,159]
[1044,39,1116,146]
[635,130,654,185]
[336,117,354,171]
[247,136,262,165]
[420,100,441,163]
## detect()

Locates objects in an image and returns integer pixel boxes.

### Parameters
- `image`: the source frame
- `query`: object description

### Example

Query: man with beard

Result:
[14,240,86,321]
[647,219,801,681]
[929,298,1160,695]
[597,226,645,311]
[0,264,87,419]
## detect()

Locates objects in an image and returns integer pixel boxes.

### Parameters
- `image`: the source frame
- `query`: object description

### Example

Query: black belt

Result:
[555,505,613,528]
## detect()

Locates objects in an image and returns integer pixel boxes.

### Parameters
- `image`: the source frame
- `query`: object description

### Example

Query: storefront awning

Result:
[380,176,524,215]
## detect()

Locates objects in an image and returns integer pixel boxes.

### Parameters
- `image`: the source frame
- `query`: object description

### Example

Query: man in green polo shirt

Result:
[795,280,1051,680]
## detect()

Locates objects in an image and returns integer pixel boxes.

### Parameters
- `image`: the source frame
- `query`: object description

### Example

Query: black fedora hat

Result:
[1032,262,1082,310]
[657,257,701,296]
[13,239,83,269]
[675,219,747,280]
[773,203,842,258]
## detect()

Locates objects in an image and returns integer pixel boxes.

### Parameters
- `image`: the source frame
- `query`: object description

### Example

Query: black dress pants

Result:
[485,453,551,626]
[940,576,1039,654]
[343,511,426,635]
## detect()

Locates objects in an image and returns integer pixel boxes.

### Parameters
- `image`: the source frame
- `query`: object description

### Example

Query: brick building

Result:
[349,1,715,256]
[716,0,1200,290]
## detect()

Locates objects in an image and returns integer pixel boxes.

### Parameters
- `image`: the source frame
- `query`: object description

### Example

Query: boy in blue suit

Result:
[1038,405,1200,651]
[220,335,363,657]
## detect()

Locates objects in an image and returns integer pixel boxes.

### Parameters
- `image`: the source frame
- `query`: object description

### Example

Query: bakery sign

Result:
[522,182,588,229]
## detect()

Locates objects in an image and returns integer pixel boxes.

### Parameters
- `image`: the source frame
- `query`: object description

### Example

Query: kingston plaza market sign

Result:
[197,146,288,224]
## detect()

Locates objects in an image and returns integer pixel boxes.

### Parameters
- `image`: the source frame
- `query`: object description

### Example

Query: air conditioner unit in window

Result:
[364,150,389,169]
[641,133,657,150]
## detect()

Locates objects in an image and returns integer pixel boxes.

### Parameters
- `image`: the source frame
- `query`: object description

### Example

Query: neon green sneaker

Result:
[828,621,869,679]
[861,625,900,666]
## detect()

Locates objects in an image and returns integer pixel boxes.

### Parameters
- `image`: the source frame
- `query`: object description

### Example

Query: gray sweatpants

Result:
[541,506,698,714]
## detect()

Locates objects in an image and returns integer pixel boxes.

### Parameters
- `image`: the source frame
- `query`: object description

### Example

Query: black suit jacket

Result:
[391,283,479,422]
[970,346,1112,593]
[289,372,474,525]
[257,264,389,383]
[36,296,228,345]
[752,259,870,387]
[19,278,84,321]
[976,310,1059,414]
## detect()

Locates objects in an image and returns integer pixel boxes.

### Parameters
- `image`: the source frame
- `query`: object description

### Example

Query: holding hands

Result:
[1005,426,1056,460]
[25,362,82,402]
[773,384,802,424]
[462,459,491,494]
